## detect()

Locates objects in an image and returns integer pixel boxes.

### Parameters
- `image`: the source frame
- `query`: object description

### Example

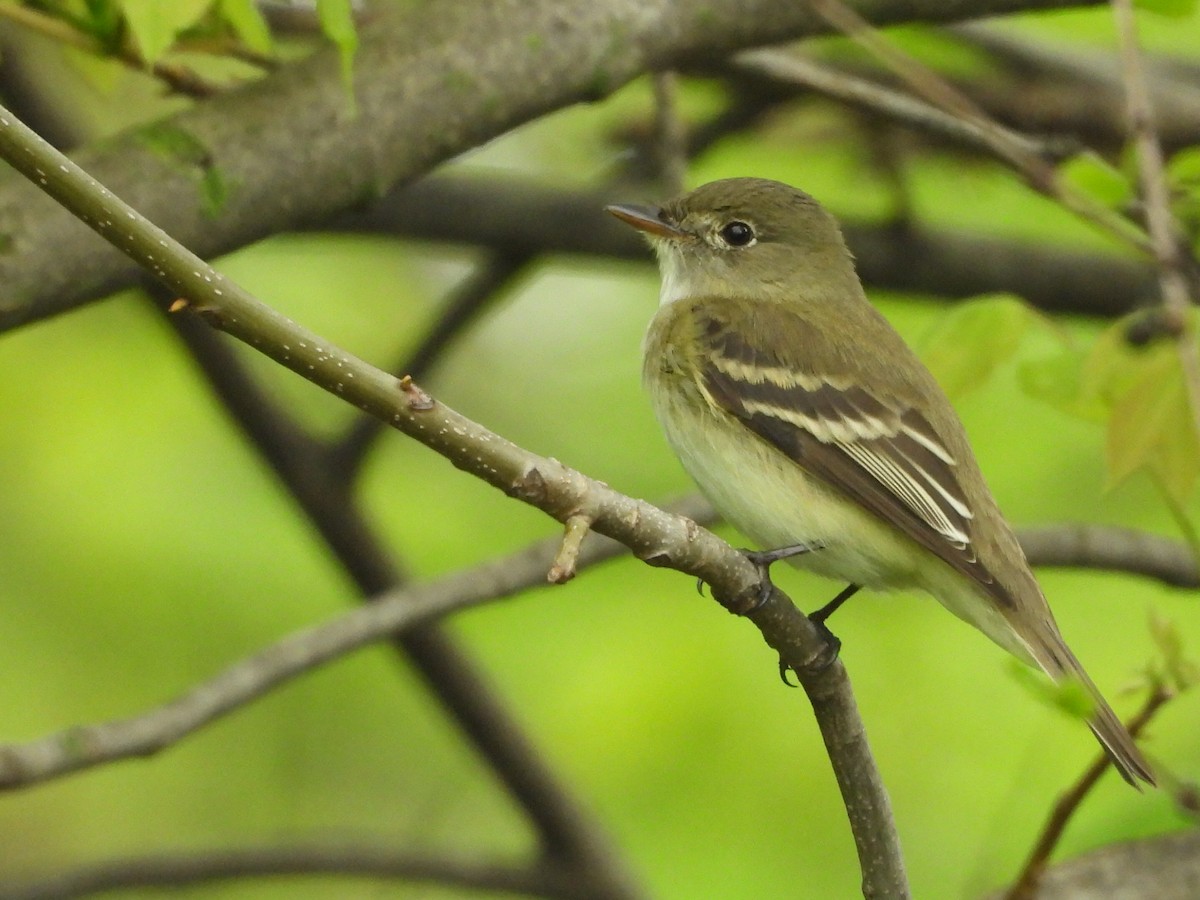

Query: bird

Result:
[607,176,1154,787]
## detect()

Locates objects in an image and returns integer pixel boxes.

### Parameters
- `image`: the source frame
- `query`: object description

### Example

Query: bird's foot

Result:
[742,541,825,611]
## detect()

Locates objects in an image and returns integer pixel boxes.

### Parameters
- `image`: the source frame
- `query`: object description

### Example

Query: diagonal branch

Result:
[163,306,639,897]
[0,99,908,899]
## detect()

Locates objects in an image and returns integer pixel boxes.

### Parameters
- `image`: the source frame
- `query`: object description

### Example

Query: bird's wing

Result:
[694,304,1016,610]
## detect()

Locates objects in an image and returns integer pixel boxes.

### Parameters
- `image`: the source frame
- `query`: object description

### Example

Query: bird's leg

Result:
[742,541,825,610]
[811,583,861,624]
[776,582,860,686]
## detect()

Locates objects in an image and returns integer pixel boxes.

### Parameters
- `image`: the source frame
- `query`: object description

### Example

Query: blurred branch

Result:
[0,3,223,98]
[1004,682,1173,900]
[329,173,1158,317]
[1019,524,1200,588]
[0,497,710,791]
[650,71,688,195]
[803,0,1153,254]
[990,830,1200,900]
[725,49,1078,166]
[950,23,1200,155]
[0,0,1130,334]
[0,98,909,900]
[1110,0,1200,442]
[0,843,588,900]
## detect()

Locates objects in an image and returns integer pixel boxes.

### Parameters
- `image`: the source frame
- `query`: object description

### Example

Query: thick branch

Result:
[0,0,1104,333]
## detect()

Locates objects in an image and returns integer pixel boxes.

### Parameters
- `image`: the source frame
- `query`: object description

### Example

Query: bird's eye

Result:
[719,221,755,247]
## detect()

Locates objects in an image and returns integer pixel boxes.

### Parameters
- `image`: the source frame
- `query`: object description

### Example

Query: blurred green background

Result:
[1,4,1199,898]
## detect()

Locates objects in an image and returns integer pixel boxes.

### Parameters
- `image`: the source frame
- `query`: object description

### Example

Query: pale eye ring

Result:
[719,221,755,247]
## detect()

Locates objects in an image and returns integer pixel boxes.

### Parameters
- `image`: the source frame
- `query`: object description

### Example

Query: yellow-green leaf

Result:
[1059,151,1135,211]
[919,294,1036,400]
[218,0,274,56]
[1018,344,1103,422]
[116,0,213,64]
[1105,345,1200,501]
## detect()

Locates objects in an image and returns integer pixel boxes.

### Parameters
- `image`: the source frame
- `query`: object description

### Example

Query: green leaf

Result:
[217,0,274,56]
[1018,343,1102,422]
[1134,0,1197,17]
[1167,147,1200,242]
[1082,317,1200,501]
[1059,151,1135,211]
[317,0,358,96]
[919,294,1036,400]
[116,0,214,64]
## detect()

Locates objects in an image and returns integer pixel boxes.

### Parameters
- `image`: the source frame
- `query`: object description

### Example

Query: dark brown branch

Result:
[328,174,1158,317]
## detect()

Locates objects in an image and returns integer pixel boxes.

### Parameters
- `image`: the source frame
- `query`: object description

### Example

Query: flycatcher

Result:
[607,177,1153,787]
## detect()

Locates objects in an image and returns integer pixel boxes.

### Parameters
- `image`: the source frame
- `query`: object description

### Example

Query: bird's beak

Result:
[605,203,688,240]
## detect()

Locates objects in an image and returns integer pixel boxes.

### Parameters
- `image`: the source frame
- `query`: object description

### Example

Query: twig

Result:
[548,514,596,583]
[1018,523,1200,588]
[1005,683,1172,900]
[1110,0,1200,453]
[0,3,223,98]
[802,0,1154,254]
[727,49,1075,167]
[0,100,908,900]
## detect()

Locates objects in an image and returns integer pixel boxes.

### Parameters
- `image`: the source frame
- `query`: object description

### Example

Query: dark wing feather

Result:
[698,316,1016,609]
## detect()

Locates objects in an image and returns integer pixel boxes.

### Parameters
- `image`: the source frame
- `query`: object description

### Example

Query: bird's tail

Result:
[1030,631,1155,788]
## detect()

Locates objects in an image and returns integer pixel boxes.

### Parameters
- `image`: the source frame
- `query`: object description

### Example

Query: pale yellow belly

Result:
[649,382,929,592]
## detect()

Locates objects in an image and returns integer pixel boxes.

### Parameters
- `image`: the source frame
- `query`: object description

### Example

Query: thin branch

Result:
[950,23,1200,155]
[1004,682,1172,900]
[0,99,908,899]
[1110,0,1200,446]
[1018,524,1200,588]
[803,0,1154,254]
[0,844,587,900]
[726,49,1076,167]
[0,3,224,98]
[0,499,694,790]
